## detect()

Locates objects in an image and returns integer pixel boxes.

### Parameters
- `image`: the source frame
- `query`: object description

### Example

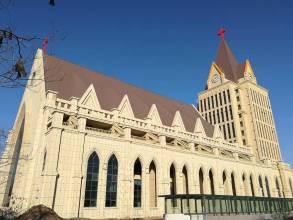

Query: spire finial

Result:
[43,37,48,53]
[217,28,226,41]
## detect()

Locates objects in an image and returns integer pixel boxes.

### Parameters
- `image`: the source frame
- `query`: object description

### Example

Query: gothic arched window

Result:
[209,170,215,195]
[105,154,118,207]
[84,152,99,207]
[231,173,236,196]
[199,168,204,194]
[259,176,264,196]
[133,158,142,207]
[250,175,255,197]
[265,177,271,197]
[275,177,281,198]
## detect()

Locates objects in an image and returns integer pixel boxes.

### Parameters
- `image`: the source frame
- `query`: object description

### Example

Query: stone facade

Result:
[0,41,292,219]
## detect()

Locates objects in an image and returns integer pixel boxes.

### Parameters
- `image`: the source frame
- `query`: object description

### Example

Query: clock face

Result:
[245,72,252,79]
[211,74,220,83]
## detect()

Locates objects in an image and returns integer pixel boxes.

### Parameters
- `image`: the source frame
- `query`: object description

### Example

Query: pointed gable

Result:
[147,104,162,125]
[213,124,224,140]
[171,111,186,131]
[194,118,206,136]
[78,84,101,109]
[118,95,134,118]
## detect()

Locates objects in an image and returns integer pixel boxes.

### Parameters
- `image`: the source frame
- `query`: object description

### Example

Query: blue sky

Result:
[0,0,292,164]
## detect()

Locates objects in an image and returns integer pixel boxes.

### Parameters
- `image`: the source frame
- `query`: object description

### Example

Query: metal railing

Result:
[160,194,293,215]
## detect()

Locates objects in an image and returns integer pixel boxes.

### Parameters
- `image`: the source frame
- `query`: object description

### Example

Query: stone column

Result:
[204,174,211,195]
[226,175,232,195]
[124,127,131,140]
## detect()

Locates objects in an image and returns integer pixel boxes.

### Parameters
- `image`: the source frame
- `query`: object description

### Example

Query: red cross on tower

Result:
[217,28,226,41]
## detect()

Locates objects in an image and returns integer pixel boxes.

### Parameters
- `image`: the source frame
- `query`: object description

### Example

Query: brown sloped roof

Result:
[215,40,245,82]
[43,54,214,137]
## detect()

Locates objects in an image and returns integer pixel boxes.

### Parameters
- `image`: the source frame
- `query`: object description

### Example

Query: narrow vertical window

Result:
[199,168,204,194]
[223,91,227,104]
[227,89,231,102]
[227,124,231,139]
[215,94,218,107]
[105,155,118,207]
[209,170,215,195]
[231,122,236,138]
[84,152,99,207]
[231,173,236,196]
[222,124,227,139]
[133,159,142,208]
[225,106,229,121]
[259,176,264,196]
[207,97,210,110]
[170,164,176,207]
[221,109,224,123]
[250,175,255,197]
[275,178,281,198]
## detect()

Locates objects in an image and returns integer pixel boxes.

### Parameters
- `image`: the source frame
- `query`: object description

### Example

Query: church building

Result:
[0,35,292,219]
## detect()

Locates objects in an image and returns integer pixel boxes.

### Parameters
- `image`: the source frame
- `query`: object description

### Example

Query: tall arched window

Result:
[170,164,176,196]
[133,159,142,207]
[231,173,236,196]
[259,176,264,196]
[265,177,271,197]
[170,163,176,207]
[182,166,189,194]
[199,168,204,194]
[275,177,281,198]
[250,175,255,197]
[149,161,157,207]
[209,170,215,195]
[84,152,99,207]
[105,154,118,207]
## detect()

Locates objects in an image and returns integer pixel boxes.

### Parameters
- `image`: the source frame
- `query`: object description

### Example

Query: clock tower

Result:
[198,33,282,162]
